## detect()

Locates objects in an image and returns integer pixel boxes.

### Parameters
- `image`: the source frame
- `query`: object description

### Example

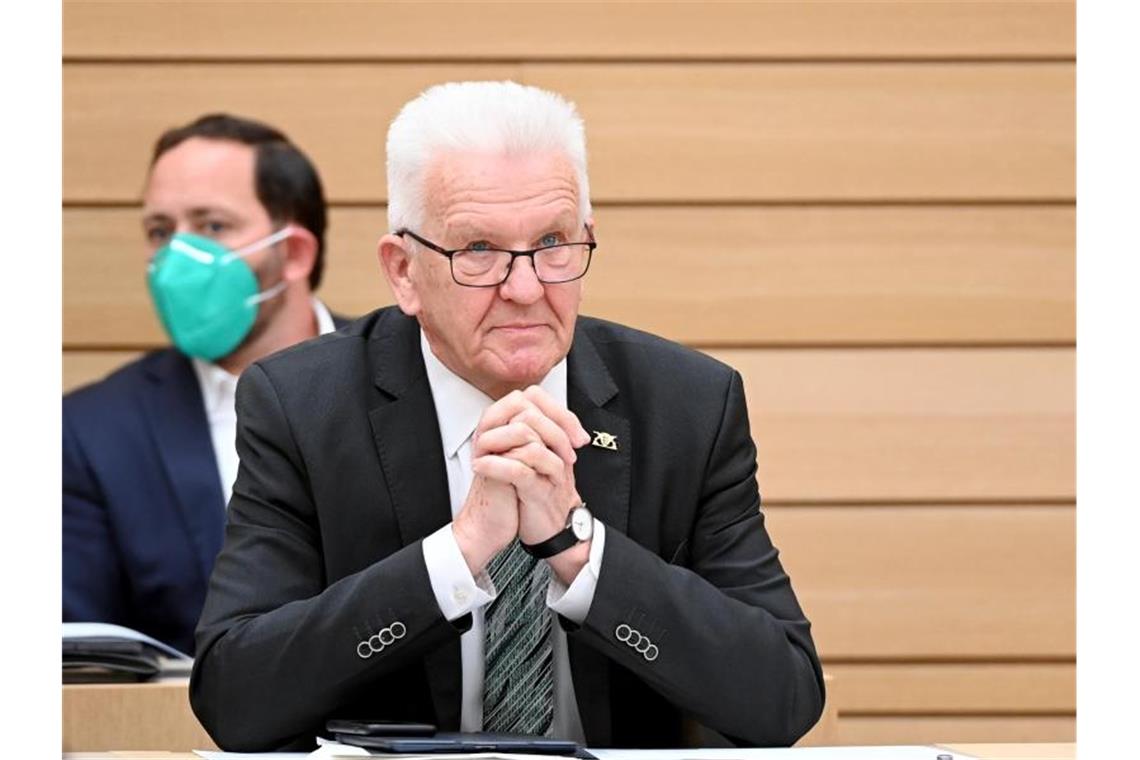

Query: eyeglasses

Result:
[397,228,596,288]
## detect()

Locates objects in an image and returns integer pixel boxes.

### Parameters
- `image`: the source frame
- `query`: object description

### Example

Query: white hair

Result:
[385,80,592,233]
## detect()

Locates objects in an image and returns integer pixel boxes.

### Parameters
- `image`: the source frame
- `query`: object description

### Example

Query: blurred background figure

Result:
[63,114,346,655]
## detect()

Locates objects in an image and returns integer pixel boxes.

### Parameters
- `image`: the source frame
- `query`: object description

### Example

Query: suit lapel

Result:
[143,351,227,585]
[366,312,462,730]
[566,325,630,746]
[360,313,633,738]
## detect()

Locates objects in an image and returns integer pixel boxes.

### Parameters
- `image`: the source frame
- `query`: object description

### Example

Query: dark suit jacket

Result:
[191,307,824,751]
[63,348,225,655]
[63,315,349,655]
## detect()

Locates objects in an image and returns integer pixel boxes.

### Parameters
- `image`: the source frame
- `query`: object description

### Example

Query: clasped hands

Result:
[452,386,591,585]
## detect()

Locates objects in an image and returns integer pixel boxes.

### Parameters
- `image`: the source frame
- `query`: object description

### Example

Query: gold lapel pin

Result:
[591,431,619,451]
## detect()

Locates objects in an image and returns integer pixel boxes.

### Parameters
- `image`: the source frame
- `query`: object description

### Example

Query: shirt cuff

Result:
[422,524,496,622]
[546,520,606,624]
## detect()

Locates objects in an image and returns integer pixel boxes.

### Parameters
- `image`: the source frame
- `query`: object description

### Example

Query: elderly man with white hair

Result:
[191,81,824,752]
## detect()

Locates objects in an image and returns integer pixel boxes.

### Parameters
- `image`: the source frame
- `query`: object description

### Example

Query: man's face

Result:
[400,150,586,399]
[142,137,287,344]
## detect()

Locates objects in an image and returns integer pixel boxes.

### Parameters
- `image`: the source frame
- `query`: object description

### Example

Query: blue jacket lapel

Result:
[142,350,227,586]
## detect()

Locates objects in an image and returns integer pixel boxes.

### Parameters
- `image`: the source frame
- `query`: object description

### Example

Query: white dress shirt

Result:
[418,330,606,740]
[192,298,336,507]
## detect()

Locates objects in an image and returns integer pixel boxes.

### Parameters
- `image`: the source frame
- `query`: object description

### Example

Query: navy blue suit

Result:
[63,316,348,655]
[63,349,226,655]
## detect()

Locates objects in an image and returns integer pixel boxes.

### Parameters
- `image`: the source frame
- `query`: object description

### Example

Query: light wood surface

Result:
[63,63,1074,203]
[767,505,1074,659]
[826,663,1074,713]
[62,1,1075,61]
[62,63,514,204]
[714,348,1074,503]
[839,717,1075,746]
[62,205,1075,348]
[523,63,1074,203]
[63,348,1075,503]
[62,680,215,752]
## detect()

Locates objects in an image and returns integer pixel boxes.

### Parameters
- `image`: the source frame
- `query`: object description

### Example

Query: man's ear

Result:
[378,233,421,316]
[281,225,318,286]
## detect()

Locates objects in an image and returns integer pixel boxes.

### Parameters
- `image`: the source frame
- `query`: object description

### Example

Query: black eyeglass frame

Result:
[396,227,597,288]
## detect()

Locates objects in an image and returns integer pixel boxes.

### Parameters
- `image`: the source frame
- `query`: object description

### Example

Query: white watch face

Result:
[570,507,593,541]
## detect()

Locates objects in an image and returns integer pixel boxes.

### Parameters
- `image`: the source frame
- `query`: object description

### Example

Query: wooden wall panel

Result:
[64,63,1074,203]
[64,349,1075,504]
[826,663,1074,714]
[838,716,1074,745]
[593,206,1074,345]
[523,63,1074,203]
[764,505,1074,659]
[63,63,517,204]
[62,205,1075,348]
[710,349,1074,502]
[64,1,1075,60]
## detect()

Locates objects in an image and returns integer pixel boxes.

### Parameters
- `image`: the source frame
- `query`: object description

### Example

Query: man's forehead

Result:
[429,149,576,185]
[144,137,259,207]
[424,150,580,232]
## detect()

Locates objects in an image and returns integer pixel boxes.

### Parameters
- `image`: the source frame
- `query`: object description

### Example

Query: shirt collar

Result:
[311,296,336,335]
[191,359,239,419]
[191,297,337,415]
[419,329,568,460]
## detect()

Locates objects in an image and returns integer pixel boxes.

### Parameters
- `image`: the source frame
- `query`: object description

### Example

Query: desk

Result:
[942,745,1075,760]
[63,675,838,752]
[63,680,216,752]
[61,744,1077,759]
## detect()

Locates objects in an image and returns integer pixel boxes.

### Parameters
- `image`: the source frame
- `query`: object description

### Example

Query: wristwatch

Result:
[520,503,593,559]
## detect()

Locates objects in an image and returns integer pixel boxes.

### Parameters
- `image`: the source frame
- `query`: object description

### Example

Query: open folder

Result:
[62,622,193,683]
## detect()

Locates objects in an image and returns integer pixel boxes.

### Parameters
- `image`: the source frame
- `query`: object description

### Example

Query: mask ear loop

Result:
[238,226,296,306]
[223,226,296,263]
[245,279,288,307]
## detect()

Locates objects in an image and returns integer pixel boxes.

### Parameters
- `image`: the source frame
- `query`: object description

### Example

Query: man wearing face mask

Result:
[63,114,346,655]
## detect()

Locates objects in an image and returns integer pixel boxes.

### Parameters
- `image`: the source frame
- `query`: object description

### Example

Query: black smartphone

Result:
[326,718,437,737]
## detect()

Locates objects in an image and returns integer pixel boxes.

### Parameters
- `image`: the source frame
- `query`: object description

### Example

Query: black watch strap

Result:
[520,528,580,559]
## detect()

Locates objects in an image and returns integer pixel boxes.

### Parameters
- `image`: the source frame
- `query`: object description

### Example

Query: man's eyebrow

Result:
[547,211,578,232]
[141,211,173,225]
[142,206,237,224]
[185,206,236,218]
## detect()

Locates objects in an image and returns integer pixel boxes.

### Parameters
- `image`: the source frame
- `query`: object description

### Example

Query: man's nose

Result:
[498,256,544,304]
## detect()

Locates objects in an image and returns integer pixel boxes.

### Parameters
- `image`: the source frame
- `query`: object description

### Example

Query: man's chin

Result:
[485,352,563,393]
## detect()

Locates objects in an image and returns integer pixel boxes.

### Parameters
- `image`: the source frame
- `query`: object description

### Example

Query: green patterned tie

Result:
[482,539,553,735]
